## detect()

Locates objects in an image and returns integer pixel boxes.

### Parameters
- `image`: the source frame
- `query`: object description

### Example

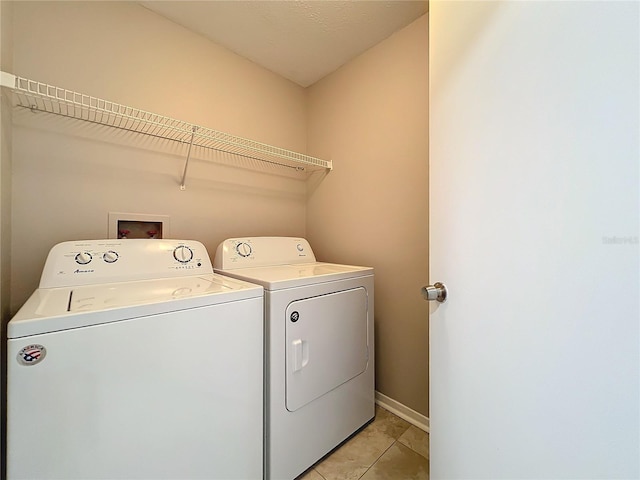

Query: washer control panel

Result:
[40,239,214,288]
[214,237,316,270]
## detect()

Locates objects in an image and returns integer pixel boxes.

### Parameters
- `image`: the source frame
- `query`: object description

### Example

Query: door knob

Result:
[421,282,447,303]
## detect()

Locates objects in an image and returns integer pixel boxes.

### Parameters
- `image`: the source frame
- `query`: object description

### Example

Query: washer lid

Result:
[215,262,373,290]
[8,274,262,338]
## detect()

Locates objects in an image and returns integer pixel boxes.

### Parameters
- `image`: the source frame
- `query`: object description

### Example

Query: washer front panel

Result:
[7,299,264,480]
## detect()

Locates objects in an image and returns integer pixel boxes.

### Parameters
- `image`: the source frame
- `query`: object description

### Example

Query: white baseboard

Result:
[375,391,430,433]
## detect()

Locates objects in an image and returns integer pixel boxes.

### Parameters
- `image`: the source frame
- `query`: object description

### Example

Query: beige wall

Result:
[1,0,13,324]
[1,2,14,474]
[306,15,429,415]
[10,2,309,312]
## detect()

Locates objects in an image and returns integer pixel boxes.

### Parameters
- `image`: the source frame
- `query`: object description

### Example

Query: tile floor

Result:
[296,406,429,480]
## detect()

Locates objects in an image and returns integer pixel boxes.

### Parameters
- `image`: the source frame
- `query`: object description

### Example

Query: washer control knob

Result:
[75,252,92,265]
[103,251,119,263]
[236,242,252,258]
[173,245,194,263]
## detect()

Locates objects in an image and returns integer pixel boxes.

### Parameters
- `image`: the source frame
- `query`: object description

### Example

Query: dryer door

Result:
[285,287,369,412]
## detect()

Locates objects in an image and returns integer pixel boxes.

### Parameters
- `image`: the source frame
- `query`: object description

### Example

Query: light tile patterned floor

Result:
[296,406,429,480]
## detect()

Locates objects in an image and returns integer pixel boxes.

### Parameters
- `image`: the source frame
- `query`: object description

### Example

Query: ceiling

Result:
[140,1,428,87]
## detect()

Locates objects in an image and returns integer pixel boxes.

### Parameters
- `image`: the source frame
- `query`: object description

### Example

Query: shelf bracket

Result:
[180,126,197,191]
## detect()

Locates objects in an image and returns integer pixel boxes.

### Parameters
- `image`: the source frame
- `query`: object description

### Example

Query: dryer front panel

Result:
[285,287,368,412]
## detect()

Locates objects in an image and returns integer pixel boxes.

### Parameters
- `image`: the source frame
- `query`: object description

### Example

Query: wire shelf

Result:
[0,71,332,187]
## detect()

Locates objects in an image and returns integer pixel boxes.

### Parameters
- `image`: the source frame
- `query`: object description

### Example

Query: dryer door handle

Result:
[291,339,309,372]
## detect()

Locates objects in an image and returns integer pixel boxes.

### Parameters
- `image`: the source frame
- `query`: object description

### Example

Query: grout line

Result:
[357,438,398,479]
[398,427,430,461]
[303,407,427,479]
[313,468,327,480]
[398,436,430,461]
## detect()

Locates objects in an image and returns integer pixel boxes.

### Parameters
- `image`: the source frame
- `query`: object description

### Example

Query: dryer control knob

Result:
[173,245,193,263]
[236,242,252,257]
[75,252,92,265]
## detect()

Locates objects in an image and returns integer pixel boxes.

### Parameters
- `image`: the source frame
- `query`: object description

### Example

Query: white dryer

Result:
[7,239,264,480]
[214,237,375,480]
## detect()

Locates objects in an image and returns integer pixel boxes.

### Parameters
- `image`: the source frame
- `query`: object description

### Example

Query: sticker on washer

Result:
[17,344,47,366]
[290,311,300,322]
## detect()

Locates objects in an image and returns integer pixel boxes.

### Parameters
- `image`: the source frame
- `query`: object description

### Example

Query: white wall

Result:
[0,1,14,475]
[430,1,639,477]
[10,2,309,312]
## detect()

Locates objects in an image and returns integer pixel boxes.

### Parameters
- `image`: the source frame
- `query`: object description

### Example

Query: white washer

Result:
[214,237,375,480]
[7,239,264,480]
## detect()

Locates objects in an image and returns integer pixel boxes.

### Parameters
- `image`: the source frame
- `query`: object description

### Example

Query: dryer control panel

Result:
[40,239,213,288]
[214,237,316,270]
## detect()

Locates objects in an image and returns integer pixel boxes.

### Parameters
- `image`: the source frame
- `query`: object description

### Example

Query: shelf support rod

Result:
[180,126,197,191]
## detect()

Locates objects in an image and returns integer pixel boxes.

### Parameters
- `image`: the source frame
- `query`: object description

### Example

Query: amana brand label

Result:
[17,344,47,366]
